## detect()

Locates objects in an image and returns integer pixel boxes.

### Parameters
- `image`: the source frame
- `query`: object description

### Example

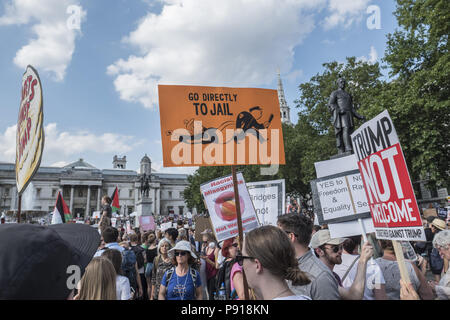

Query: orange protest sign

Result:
[158,85,285,167]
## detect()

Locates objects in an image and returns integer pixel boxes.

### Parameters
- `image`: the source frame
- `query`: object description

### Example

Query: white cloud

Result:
[358,45,378,64]
[323,0,370,30]
[0,123,145,165]
[0,0,86,81]
[108,0,325,109]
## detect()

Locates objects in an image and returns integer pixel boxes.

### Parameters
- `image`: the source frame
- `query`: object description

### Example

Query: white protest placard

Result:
[351,110,425,241]
[111,217,117,228]
[311,169,371,225]
[200,172,259,242]
[315,154,375,239]
[160,222,172,232]
[246,179,285,226]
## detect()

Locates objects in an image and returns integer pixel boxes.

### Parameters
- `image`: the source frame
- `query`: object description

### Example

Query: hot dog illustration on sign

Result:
[214,191,245,221]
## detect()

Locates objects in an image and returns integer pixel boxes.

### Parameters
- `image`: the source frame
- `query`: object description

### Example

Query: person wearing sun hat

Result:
[0,223,101,299]
[311,229,375,300]
[158,240,202,300]
[430,218,446,282]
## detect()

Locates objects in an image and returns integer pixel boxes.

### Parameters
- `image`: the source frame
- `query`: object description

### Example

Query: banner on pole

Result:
[158,85,285,167]
[16,65,44,195]
[246,179,285,226]
[351,110,425,241]
[200,172,259,242]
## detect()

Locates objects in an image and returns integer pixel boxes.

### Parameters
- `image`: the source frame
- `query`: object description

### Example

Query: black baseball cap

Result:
[0,223,101,299]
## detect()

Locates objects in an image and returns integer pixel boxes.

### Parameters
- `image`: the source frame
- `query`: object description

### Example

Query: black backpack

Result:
[131,245,145,270]
[215,259,235,300]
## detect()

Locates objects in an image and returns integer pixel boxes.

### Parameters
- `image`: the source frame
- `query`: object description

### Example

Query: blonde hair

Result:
[78,257,117,300]
[244,225,310,286]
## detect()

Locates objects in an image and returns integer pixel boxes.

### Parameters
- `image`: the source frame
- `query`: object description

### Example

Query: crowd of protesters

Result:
[0,199,449,300]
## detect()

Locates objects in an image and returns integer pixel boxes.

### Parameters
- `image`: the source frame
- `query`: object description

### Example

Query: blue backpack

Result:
[121,249,137,290]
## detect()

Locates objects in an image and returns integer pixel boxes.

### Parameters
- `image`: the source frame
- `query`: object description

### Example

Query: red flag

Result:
[111,187,120,213]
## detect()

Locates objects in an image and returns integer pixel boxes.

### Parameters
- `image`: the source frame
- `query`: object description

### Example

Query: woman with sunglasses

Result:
[158,241,203,300]
[239,225,311,300]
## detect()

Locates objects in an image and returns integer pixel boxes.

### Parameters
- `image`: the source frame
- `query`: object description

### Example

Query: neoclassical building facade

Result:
[0,155,189,218]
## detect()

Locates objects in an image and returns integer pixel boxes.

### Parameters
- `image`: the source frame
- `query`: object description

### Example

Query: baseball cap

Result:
[0,223,101,299]
[310,229,346,249]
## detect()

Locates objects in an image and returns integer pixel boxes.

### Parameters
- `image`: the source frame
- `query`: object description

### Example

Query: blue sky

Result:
[0,0,398,174]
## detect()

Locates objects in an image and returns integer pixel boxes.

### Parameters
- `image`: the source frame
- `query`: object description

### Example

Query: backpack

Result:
[121,249,137,290]
[215,259,234,300]
[164,267,198,292]
[131,245,145,270]
[430,247,444,273]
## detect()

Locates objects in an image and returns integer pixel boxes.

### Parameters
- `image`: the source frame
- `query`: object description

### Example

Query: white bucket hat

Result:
[168,240,197,259]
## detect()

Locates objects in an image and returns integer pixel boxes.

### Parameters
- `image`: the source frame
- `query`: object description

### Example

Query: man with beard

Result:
[311,230,374,300]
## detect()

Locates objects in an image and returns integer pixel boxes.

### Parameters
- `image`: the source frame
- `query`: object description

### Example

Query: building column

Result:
[156,188,160,216]
[152,188,156,214]
[10,186,17,210]
[70,186,74,214]
[86,186,91,217]
[97,187,101,211]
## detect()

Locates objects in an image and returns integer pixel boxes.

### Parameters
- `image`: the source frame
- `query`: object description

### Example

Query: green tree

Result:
[380,0,450,188]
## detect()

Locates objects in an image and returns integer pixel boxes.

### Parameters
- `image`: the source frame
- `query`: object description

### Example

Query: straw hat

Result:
[431,218,446,231]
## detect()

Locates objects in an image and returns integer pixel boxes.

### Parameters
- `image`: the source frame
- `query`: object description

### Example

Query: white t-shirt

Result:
[333,254,385,300]
[116,275,131,300]
[273,295,311,300]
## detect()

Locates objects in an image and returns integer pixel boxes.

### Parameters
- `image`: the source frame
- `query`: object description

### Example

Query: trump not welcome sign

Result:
[351,110,425,241]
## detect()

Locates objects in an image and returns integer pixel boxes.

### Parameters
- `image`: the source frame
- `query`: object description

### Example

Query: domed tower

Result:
[140,154,151,175]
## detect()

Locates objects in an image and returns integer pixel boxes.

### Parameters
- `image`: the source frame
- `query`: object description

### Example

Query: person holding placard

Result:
[376,239,434,300]
[333,236,387,300]
[311,230,374,300]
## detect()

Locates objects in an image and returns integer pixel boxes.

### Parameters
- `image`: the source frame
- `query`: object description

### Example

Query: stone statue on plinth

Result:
[139,173,150,198]
[328,76,365,154]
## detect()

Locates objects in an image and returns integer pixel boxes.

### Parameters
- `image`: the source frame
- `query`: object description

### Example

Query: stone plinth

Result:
[136,198,153,227]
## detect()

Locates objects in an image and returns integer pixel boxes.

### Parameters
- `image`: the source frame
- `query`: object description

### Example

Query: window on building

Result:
[179,206,184,215]
[5,188,10,197]
[52,189,57,197]
[78,189,83,197]
[129,190,133,198]
[64,189,69,199]
[128,207,133,214]
[36,188,41,198]
[168,191,172,199]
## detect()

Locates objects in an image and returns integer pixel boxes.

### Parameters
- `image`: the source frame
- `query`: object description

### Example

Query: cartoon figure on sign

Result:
[214,191,245,221]
[166,106,273,144]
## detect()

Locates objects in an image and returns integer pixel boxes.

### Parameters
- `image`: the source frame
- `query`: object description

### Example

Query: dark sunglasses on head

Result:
[235,254,255,266]
[174,251,188,256]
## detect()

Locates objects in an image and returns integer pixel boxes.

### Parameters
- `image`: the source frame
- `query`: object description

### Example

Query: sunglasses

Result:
[325,244,343,253]
[284,230,299,238]
[174,251,188,256]
[231,243,239,248]
[235,254,255,266]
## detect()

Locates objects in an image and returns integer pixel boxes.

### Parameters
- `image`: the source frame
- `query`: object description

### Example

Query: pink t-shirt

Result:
[230,262,243,298]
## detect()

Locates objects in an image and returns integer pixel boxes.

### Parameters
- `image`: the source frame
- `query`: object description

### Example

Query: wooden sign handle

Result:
[231,165,250,300]
[392,240,411,284]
